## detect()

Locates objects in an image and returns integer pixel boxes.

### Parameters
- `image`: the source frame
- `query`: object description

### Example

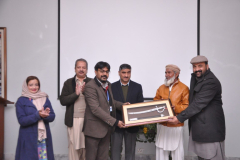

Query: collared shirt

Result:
[120,80,130,86]
[95,77,112,114]
[96,78,108,89]
[73,76,87,118]
[75,76,86,85]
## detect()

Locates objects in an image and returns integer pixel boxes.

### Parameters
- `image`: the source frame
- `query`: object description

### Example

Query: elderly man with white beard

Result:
[153,64,189,160]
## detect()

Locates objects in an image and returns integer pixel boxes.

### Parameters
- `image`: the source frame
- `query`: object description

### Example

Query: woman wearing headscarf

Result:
[15,76,55,160]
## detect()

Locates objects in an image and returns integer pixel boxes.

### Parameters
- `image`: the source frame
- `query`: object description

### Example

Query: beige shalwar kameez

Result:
[67,79,86,160]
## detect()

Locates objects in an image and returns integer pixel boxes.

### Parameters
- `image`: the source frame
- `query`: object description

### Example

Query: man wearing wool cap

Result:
[154,64,189,160]
[168,55,226,160]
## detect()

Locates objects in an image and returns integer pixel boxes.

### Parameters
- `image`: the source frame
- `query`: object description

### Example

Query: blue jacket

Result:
[15,97,55,160]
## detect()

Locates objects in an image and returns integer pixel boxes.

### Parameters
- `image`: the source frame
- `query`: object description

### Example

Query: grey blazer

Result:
[83,77,123,138]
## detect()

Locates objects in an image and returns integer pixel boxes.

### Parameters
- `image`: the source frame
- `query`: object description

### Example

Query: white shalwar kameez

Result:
[155,124,184,160]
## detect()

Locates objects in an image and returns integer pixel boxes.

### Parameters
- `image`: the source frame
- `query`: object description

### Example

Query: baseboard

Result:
[4,154,240,160]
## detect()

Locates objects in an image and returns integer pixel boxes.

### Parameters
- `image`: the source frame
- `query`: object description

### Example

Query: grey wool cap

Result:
[190,55,208,64]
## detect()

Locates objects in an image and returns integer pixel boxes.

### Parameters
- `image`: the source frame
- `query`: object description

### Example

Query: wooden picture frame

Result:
[0,27,7,99]
[122,99,174,127]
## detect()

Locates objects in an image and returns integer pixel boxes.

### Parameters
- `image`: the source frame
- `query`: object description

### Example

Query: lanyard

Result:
[107,91,112,112]
[107,90,110,102]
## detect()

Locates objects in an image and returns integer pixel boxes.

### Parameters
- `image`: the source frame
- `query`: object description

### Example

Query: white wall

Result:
[0,0,240,159]
[0,0,69,157]
[60,0,197,98]
[200,0,240,157]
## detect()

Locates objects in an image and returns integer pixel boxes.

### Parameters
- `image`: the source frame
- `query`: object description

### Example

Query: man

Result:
[168,56,226,160]
[83,61,127,160]
[111,64,144,160]
[60,58,91,160]
[154,64,189,160]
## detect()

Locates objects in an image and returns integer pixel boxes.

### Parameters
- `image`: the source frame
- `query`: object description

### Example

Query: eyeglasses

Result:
[98,69,109,74]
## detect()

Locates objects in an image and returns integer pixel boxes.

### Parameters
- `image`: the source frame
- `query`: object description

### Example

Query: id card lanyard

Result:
[107,91,112,112]
[107,90,110,102]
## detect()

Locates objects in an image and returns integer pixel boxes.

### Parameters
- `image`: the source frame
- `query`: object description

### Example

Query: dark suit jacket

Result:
[83,77,123,138]
[59,75,91,127]
[177,69,225,142]
[111,80,144,133]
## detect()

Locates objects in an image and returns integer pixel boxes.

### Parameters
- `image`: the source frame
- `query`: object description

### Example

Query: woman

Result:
[15,76,55,160]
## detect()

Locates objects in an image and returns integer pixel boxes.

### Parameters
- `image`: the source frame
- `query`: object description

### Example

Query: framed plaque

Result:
[122,99,174,127]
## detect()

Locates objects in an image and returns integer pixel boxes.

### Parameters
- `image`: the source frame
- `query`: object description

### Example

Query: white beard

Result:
[164,75,175,87]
